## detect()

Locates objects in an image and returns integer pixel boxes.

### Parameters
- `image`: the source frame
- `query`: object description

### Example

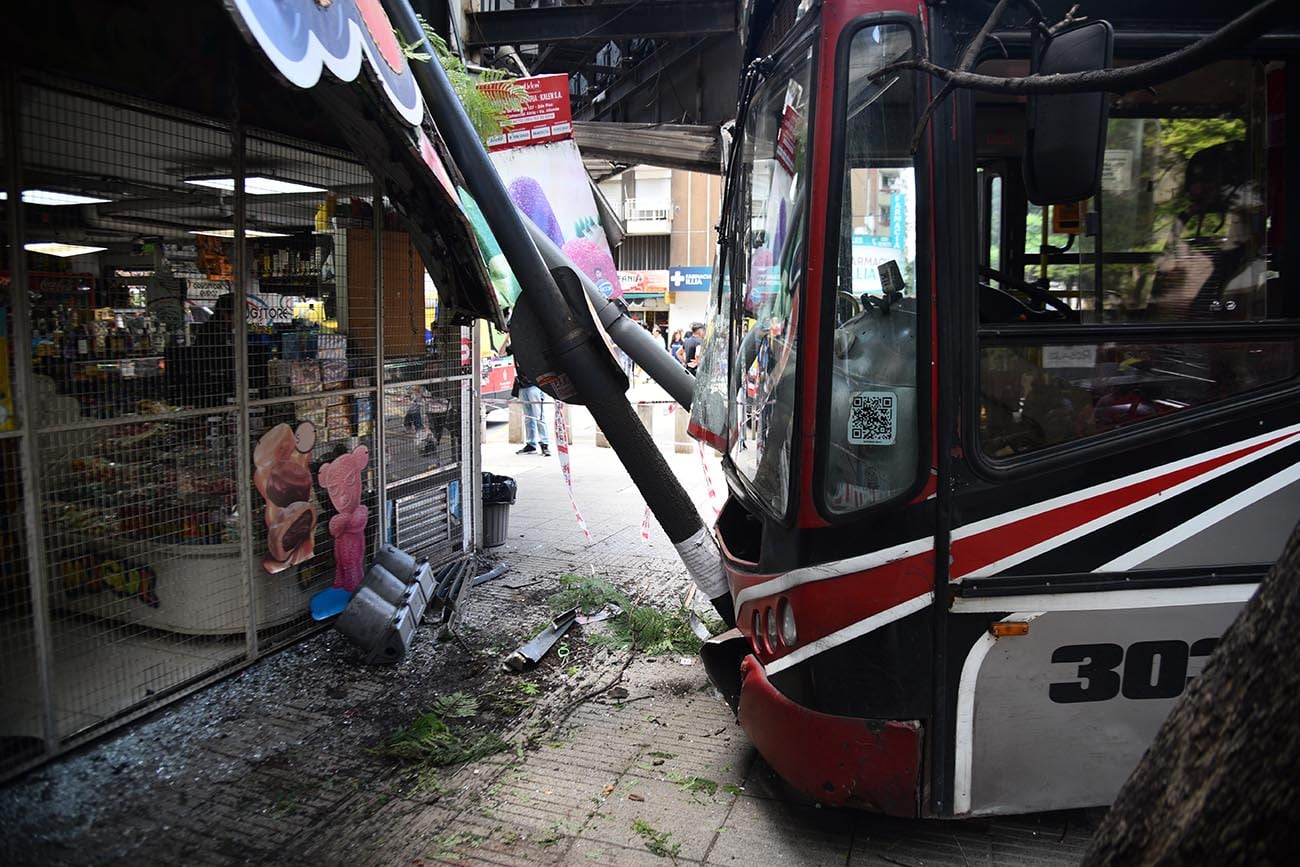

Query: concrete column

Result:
[673,403,692,454]
[635,401,655,438]
[508,400,523,444]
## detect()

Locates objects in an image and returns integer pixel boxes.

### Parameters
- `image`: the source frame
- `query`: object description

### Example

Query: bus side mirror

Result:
[1023,20,1114,205]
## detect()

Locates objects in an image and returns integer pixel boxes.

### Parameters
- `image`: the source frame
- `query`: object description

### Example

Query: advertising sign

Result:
[487,139,619,299]
[668,266,712,293]
[851,230,902,296]
[483,74,573,152]
[618,270,669,296]
[889,192,908,252]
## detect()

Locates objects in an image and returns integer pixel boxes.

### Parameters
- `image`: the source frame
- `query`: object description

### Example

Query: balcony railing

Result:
[623,198,672,222]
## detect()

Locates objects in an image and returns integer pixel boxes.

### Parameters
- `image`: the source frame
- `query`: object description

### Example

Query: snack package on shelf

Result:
[290,360,322,394]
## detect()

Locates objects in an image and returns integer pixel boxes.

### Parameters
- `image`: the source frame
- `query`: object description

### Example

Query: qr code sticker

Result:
[849,391,896,445]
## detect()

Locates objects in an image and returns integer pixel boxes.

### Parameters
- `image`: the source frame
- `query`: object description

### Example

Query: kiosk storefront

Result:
[1,1,490,778]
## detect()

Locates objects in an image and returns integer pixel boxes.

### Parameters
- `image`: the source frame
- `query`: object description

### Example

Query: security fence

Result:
[0,73,477,778]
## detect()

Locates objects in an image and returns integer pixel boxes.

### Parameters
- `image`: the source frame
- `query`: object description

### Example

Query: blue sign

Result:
[668,266,712,293]
[889,193,907,252]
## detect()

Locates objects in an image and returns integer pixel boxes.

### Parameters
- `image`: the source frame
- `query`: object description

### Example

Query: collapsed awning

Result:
[572,123,723,176]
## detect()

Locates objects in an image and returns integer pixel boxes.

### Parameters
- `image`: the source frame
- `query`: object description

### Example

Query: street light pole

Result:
[382,0,734,625]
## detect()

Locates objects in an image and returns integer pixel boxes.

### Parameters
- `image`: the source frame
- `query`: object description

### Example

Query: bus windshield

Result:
[713,42,815,517]
[821,21,921,515]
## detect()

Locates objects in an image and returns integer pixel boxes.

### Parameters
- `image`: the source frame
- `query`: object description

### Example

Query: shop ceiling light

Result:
[189,228,292,239]
[0,189,112,205]
[25,242,108,257]
[184,175,327,195]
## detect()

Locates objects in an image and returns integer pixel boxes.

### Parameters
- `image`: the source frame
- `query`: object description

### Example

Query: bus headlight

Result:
[765,605,780,650]
[778,597,797,648]
[752,609,765,652]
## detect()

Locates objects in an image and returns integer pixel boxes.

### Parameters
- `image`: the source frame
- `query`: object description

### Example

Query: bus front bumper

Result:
[731,653,922,816]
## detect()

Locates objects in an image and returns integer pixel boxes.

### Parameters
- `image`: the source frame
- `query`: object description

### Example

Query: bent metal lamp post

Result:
[380,0,733,626]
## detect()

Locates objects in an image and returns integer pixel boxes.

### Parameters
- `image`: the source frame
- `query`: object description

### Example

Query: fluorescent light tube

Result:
[184,176,327,195]
[188,228,291,238]
[25,242,108,257]
[0,189,112,205]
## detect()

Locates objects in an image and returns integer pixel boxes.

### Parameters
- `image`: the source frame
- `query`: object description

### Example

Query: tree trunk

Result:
[1082,520,1300,865]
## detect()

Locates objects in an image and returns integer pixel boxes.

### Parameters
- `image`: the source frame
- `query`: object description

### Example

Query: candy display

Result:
[253,422,319,573]
[317,446,369,594]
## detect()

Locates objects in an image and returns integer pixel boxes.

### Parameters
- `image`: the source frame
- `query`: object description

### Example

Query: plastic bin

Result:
[482,472,516,548]
[482,472,517,505]
[483,502,511,547]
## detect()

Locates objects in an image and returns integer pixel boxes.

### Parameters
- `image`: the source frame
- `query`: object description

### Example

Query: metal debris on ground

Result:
[502,603,622,672]
[334,545,459,664]
[469,562,509,588]
[503,608,578,672]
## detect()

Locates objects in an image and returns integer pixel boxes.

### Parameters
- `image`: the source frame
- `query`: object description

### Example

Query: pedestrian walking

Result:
[681,322,705,375]
[669,329,684,364]
[504,332,550,457]
[511,367,549,456]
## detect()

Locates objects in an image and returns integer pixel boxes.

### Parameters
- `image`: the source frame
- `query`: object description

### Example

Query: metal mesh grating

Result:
[0,74,478,776]
[0,77,47,775]
[380,226,473,562]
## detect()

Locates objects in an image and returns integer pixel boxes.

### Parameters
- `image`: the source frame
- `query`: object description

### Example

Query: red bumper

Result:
[738,655,922,816]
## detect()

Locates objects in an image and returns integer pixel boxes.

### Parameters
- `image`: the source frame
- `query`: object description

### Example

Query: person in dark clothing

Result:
[681,322,705,375]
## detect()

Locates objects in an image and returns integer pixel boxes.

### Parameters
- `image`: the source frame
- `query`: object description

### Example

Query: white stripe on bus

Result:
[1097,464,1300,572]
[734,537,933,610]
[950,582,1258,614]
[953,612,1045,816]
[764,592,933,677]
[957,428,1300,578]
[952,422,1300,545]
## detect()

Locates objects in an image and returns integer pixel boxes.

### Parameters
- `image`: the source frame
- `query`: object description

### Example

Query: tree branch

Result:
[908,0,1014,151]
[871,0,1288,96]
[1047,4,1086,37]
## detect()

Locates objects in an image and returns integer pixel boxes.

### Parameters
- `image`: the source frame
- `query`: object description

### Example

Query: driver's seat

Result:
[979,281,1081,324]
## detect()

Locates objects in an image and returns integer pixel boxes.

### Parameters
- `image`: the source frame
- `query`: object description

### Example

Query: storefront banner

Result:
[226,0,424,125]
[851,232,903,296]
[668,266,712,293]
[890,192,908,252]
[619,270,669,296]
[246,293,298,326]
[482,74,573,152]
[487,139,619,298]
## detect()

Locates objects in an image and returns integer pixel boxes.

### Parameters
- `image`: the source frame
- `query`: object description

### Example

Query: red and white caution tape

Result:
[553,402,592,542]
[697,441,722,518]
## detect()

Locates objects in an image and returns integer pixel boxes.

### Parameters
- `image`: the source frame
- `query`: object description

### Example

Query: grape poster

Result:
[478,75,620,300]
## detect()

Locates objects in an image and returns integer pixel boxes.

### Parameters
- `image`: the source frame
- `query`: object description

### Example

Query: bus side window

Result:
[977,58,1297,460]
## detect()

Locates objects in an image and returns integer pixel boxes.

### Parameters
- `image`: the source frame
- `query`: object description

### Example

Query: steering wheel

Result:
[978,265,1078,321]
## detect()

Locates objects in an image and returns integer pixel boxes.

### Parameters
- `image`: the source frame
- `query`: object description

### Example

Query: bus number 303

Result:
[1048,639,1218,703]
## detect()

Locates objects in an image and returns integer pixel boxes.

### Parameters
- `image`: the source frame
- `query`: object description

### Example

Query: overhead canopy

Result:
[466,1,735,47]
[572,122,723,175]
[13,0,506,328]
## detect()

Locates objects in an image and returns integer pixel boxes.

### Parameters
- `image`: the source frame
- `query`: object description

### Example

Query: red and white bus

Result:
[694,0,1298,817]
